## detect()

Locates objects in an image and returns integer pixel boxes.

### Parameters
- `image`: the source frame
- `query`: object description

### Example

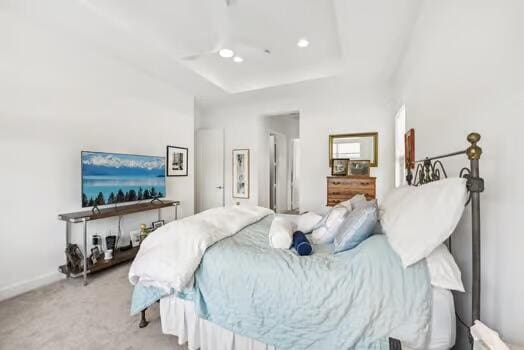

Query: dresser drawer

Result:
[328,195,375,207]
[327,177,375,190]
[326,176,376,206]
[327,189,375,197]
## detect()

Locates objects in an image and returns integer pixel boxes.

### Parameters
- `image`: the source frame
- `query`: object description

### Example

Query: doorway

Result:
[196,128,225,212]
[267,113,300,213]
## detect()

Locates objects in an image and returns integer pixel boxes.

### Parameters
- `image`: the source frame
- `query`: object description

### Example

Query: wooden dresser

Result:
[326,176,376,206]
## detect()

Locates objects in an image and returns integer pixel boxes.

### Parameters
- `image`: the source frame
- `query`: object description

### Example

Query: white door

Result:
[196,129,224,212]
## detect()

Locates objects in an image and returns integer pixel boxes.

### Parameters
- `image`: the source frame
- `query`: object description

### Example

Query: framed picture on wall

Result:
[405,128,415,170]
[232,149,250,198]
[166,146,188,176]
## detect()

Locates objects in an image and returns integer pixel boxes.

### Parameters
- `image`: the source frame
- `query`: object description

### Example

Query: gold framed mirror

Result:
[329,132,378,168]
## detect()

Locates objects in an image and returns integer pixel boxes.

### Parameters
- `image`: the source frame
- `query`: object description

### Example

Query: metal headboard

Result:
[406,133,484,343]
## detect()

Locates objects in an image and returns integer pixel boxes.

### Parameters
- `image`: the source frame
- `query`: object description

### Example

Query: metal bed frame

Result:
[139,133,484,349]
[389,132,484,349]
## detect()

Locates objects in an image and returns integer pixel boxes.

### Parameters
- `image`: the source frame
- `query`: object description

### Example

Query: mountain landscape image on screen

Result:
[81,151,166,207]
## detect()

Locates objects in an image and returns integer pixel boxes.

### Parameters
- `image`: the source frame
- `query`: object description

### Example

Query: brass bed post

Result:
[403,132,485,349]
[466,133,483,324]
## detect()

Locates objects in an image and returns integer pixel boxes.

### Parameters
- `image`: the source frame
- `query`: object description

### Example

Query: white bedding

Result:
[129,206,272,291]
[159,287,456,350]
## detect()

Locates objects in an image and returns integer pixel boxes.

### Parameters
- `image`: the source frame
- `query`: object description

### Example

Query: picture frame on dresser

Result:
[348,160,371,176]
[331,158,350,176]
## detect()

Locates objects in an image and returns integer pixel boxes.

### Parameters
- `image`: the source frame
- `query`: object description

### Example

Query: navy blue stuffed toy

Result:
[292,231,312,256]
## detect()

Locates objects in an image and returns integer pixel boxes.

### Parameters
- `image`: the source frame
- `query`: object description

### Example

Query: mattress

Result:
[159,287,456,350]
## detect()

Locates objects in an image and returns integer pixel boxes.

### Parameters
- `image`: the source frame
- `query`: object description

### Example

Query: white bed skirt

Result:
[160,289,454,350]
[160,295,276,350]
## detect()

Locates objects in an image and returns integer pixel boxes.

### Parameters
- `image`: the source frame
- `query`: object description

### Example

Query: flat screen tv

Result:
[81,151,166,208]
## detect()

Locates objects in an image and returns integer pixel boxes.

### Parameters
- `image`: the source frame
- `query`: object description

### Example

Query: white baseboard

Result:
[0,271,64,302]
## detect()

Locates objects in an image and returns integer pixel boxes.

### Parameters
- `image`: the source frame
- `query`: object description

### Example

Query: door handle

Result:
[216,186,223,189]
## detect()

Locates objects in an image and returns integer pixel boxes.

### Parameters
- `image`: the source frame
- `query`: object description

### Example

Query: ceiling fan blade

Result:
[179,0,232,60]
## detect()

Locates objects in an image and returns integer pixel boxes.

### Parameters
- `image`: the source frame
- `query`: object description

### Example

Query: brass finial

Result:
[466,132,482,160]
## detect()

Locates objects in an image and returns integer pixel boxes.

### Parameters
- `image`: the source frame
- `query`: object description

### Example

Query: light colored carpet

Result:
[0,263,188,350]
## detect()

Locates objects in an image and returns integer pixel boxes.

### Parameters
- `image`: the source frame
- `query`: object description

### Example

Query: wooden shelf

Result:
[60,246,139,277]
[58,200,180,223]
[58,199,179,285]
[90,246,139,273]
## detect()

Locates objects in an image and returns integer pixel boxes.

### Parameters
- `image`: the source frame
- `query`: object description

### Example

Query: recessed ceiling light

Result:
[297,38,309,48]
[218,48,235,58]
[233,56,243,63]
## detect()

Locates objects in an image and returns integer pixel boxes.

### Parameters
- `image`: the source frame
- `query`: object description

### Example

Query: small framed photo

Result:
[348,160,371,176]
[166,146,188,177]
[90,246,101,264]
[130,230,141,247]
[331,158,349,176]
[152,220,165,229]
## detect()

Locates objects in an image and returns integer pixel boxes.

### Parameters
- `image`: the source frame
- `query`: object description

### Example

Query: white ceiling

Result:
[3,0,423,100]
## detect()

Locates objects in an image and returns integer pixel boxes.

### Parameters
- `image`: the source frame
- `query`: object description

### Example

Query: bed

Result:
[159,287,456,350]
[130,133,484,350]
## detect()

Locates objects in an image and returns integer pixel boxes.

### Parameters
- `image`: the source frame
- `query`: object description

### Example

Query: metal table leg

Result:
[65,221,71,278]
[83,218,88,286]
[175,204,178,220]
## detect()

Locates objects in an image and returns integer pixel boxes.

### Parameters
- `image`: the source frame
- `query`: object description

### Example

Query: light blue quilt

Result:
[131,215,432,349]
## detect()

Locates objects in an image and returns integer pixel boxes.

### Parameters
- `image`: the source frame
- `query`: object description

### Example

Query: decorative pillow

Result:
[310,205,350,244]
[333,200,378,253]
[296,212,323,233]
[337,199,353,211]
[380,178,469,267]
[269,216,295,249]
[426,244,465,292]
[349,194,368,210]
[292,231,312,256]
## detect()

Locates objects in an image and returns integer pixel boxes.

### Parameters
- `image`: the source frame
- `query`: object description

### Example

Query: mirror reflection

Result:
[329,132,378,167]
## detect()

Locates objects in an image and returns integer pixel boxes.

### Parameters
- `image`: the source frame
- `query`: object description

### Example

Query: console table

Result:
[58,200,180,285]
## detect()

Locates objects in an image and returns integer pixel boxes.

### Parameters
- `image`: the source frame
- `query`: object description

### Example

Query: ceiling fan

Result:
[181,0,270,62]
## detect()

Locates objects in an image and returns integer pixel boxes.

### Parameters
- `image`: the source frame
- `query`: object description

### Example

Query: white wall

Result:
[0,12,195,300]
[197,78,396,213]
[395,0,524,347]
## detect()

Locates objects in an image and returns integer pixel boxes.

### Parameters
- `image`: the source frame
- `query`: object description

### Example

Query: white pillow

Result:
[311,205,349,244]
[269,216,295,249]
[338,199,353,210]
[296,212,323,233]
[381,178,468,267]
[378,185,411,219]
[426,245,465,292]
[349,194,368,210]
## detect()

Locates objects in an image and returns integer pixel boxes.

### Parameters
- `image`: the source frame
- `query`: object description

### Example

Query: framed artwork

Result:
[90,246,101,265]
[348,160,371,176]
[232,149,250,198]
[166,146,188,177]
[130,230,141,247]
[331,158,349,176]
[405,128,415,170]
[152,220,165,229]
